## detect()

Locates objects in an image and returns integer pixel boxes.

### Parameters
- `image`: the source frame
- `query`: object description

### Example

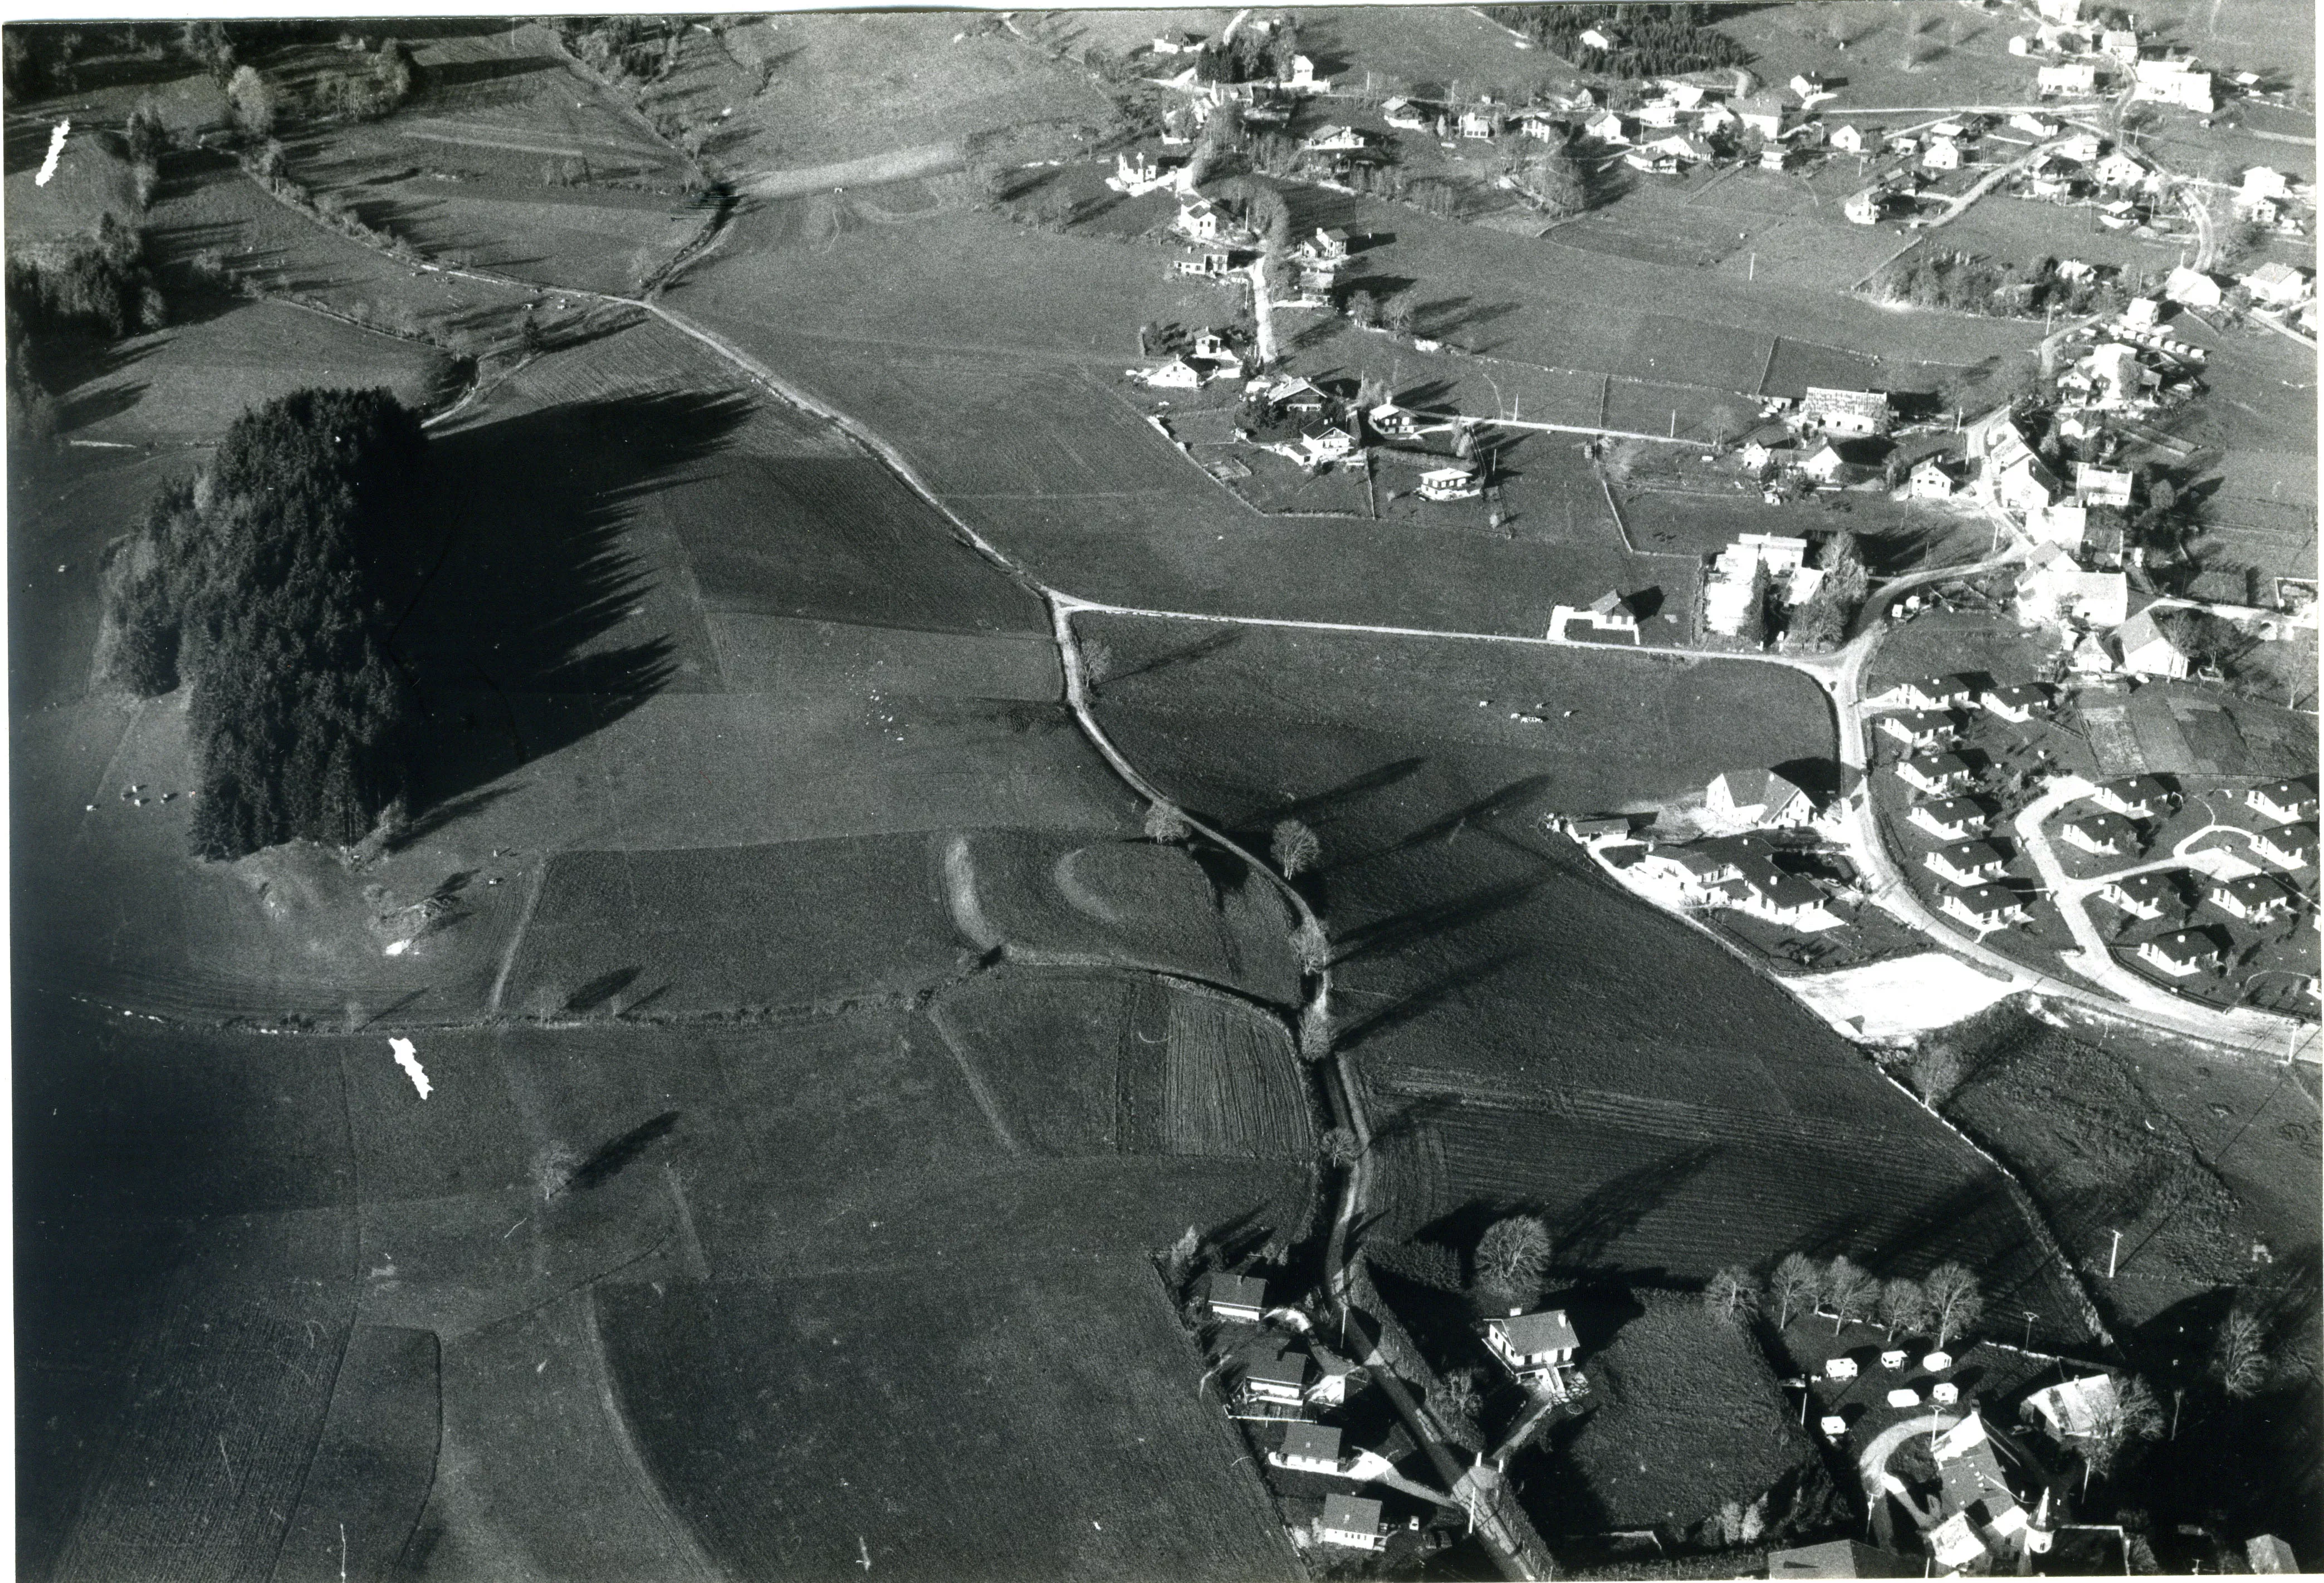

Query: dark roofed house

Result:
[1242,1344,1312,1406]
[1272,1421,1343,1474]
[2091,776,2173,819]
[2249,782,2319,824]
[1318,1494,1389,1551]
[1484,1308,1579,1383]
[1983,683,2052,723]
[1206,1271,1267,1322]
[2138,929,2224,977]
[2253,823,2318,871]
[2100,870,2179,919]
[1729,857,1838,928]
[2210,873,2293,923]
[1926,840,2007,886]
[1941,883,2031,933]
[1898,752,1973,795]
[1911,796,1988,841]
[2061,810,2141,856]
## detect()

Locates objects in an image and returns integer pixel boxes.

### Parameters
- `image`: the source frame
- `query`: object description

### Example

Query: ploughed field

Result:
[1081,615,2098,1346]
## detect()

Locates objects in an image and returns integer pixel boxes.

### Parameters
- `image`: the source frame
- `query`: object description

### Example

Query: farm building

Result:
[1318,1494,1389,1552]
[1912,797,1989,841]
[1879,710,1960,751]
[2209,873,2293,923]
[2075,464,2134,507]
[1899,753,1973,796]
[1382,96,1428,129]
[1702,767,1820,832]
[2242,262,2313,309]
[2039,62,2099,95]
[2017,546,2128,628]
[2093,150,2149,189]
[1943,883,2032,932]
[2253,824,2318,870]
[1926,841,2007,886]
[1768,1539,1919,1577]
[1151,28,1204,54]
[2061,811,2141,855]
[1760,144,1797,173]
[1484,1308,1579,1384]
[2113,608,2191,680]
[2249,782,2320,824]
[1702,533,1812,637]
[2100,870,2179,919]
[1908,456,1959,497]
[1206,1272,1268,1322]
[2132,58,2214,111]
[1983,683,2051,722]
[2012,112,2062,136]
[1271,1422,1343,1475]
[2091,776,2174,819]
[1844,188,1892,226]
[1586,110,1630,144]
[2165,265,2223,308]
[1735,94,1789,138]
[2139,930,2225,976]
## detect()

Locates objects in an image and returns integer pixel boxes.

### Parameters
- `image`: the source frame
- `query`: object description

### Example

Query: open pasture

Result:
[1709,1,2051,112]
[599,1261,1298,1583]
[500,833,970,1020]
[4,130,144,246]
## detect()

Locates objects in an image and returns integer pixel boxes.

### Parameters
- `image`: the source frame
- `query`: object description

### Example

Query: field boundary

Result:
[922,1000,1026,1154]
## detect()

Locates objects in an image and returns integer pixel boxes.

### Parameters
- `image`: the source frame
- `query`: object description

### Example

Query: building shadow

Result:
[389,389,754,808]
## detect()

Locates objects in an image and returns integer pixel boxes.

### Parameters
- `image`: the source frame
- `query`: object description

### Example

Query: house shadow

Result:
[389,389,754,810]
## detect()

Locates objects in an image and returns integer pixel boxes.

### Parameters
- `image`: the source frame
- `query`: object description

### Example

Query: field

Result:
[598,1261,1298,1582]
[1519,1292,1834,1545]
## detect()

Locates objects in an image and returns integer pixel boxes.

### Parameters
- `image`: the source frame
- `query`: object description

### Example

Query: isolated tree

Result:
[1426,1368,1486,1453]
[1513,137,1591,216]
[1289,915,1330,974]
[1298,1000,1332,1062]
[1878,1277,1933,1344]
[1271,817,1321,878]
[2214,1308,2269,1400]
[1476,1214,1553,1305]
[1705,1266,1762,1325]
[1824,1256,1877,1334]
[1320,1126,1361,1168]
[1165,1224,1202,1291]
[1738,560,1774,647]
[2083,1375,2165,1482]
[1144,801,1192,844]
[1772,1252,1819,1328]
[226,64,277,136]
[531,1141,581,1202]
[1923,1262,1984,1350]
[1383,290,1418,337]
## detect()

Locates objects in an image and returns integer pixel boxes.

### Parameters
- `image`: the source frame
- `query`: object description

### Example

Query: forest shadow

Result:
[392,389,754,807]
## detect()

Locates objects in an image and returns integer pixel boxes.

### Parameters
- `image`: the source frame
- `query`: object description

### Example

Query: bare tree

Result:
[1878,1277,1932,1345]
[1298,1000,1332,1062]
[1772,1252,1819,1328]
[1824,1256,1876,1335]
[1289,916,1330,974]
[531,1141,581,1203]
[2084,1375,2164,1481]
[2214,1309,2269,1399]
[1271,817,1321,877]
[1923,1262,1984,1350]
[1426,1368,1486,1453]
[1476,1214,1553,1305]
[1705,1266,1762,1325]
[1144,801,1191,843]
[1320,1126,1361,1167]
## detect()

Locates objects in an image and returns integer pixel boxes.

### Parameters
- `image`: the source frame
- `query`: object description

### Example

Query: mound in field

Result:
[928,966,1314,1162]
[944,831,1300,1004]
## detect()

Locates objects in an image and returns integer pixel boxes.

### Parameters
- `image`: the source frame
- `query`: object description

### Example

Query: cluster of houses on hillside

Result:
[2013,0,2218,112]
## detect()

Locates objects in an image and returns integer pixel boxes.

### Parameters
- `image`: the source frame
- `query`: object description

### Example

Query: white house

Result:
[1703,768,1821,832]
[1318,1494,1389,1552]
[1585,110,1630,145]
[1382,96,1429,131]
[1829,123,1866,154]
[1416,465,1481,501]
[1579,24,1621,51]
[2113,607,2190,679]
[1175,199,1226,242]
[2100,28,2140,62]
[1736,95,1788,139]
[2252,823,2318,870]
[1924,138,1964,171]
[2091,775,2174,819]
[2139,929,2224,976]
[1295,422,1361,467]
[1272,1422,1343,1476]
[1800,439,1847,482]
[1992,452,2064,515]
[2061,811,2140,855]
[1459,106,1497,140]
[1880,675,1974,710]
[1982,683,2050,722]
[1282,54,1327,92]
[2243,262,2313,309]
[1303,124,1368,154]
[2132,58,2214,112]
[1484,1308,1579,1384]
[2249,782,2319,823]
[2093,150,2149,189]
[1926,840,2007,886]
[2100,870,2178,919]
[1909,456,1958,497]
[1727,859,1842,930]
[1912,797,1989,841]
[2010,111,2061,136]
[1142,356,1205,390]
[1207,1271,1267,1322]
[1943,882,2032,932]
[1151,28,1203,55]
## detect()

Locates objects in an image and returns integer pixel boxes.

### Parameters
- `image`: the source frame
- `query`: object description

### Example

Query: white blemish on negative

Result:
[390,1037,431,1098]
[36,121,69,186]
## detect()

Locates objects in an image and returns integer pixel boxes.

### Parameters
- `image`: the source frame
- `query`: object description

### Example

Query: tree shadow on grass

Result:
[391,389,755,810]
[570,1109,681,1191]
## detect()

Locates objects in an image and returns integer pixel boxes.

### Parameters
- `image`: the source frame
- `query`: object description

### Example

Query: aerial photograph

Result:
[4,2,2317,1578]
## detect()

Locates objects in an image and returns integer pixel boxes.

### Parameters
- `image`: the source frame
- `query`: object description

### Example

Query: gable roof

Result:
[2145,928,2222,963]
[1320,1493,1384,1532]
[1279,1422,1342,1462]
[2098,774,2170,803]
[1208,1271,1266,1308]
[1802,386,1892,424]
[1246,1345,1310,1388]
[1490,1308,1579,1356]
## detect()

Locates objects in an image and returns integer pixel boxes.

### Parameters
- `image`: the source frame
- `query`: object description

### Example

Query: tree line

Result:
[1481,3,1750,78]
[100,388,428,857]
[1705,1251,1987,1350]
